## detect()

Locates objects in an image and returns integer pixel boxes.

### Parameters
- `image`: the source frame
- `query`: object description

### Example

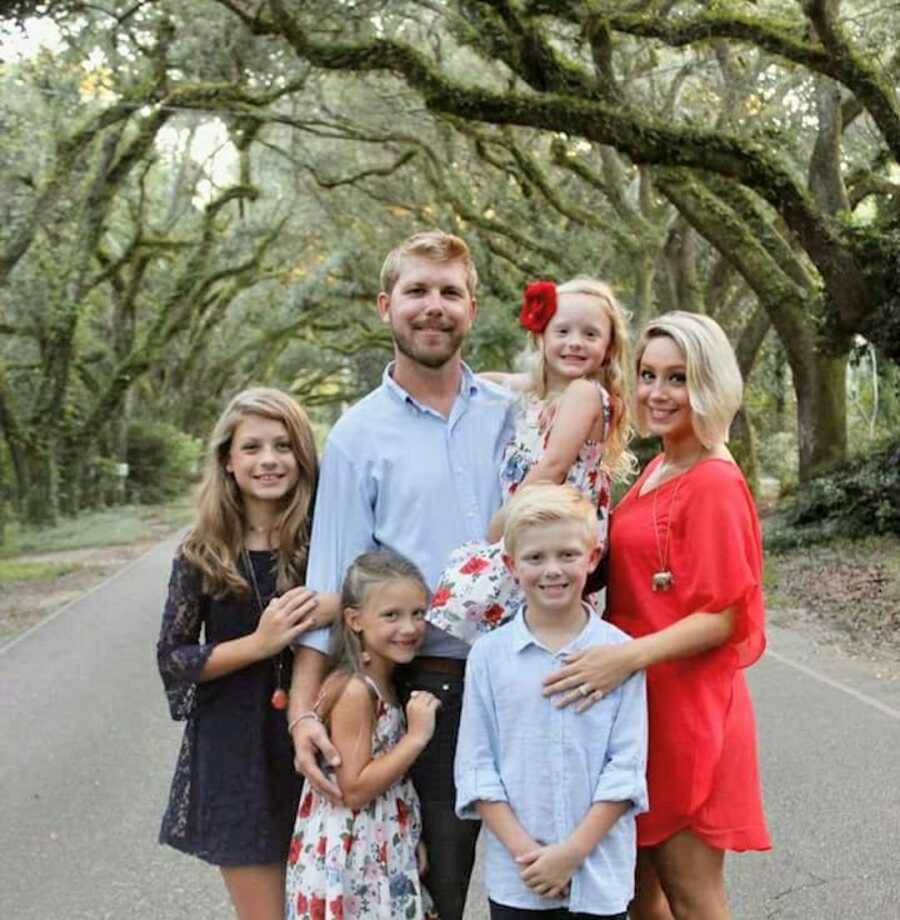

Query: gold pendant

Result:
[652,570,674,592]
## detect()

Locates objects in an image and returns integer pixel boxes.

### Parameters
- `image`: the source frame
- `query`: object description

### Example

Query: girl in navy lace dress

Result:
[157,387,337,920]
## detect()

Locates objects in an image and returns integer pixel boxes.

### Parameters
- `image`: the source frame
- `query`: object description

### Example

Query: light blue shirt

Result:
[299,362,514,658]
[455,608,648,914]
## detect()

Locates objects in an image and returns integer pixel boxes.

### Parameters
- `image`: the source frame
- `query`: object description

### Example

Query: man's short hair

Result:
[503,484,597,558]
[379,229,478,298]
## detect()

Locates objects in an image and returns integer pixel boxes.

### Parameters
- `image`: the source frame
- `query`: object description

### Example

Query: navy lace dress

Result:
[157,550,301,866]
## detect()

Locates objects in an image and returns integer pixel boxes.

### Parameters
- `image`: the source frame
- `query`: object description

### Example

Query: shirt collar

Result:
[382,361,480,410]
[510,603,598,655]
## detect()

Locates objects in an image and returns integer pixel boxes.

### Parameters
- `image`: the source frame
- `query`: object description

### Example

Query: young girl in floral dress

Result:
[427,278,634,644]
[285,550,442,920]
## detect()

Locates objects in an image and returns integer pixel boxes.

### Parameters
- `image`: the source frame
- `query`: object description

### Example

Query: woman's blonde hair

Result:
[181,387,318,597]
[523,277,635,481]
[634,311,743,448]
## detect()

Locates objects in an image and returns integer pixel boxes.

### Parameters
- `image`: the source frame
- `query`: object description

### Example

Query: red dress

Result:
[606,457,770,851]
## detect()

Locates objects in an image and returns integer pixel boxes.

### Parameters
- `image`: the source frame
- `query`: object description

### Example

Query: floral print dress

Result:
[426,384,611,644]
[284,676,438,920]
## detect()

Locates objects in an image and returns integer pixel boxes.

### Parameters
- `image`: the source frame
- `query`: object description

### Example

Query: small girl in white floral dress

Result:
[285,550,441,920]
[427,278,635,644]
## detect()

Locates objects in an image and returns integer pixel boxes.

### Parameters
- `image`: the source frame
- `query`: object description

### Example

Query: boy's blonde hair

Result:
[379,229,478,298]
[634,311,743,448]
[503,483,598,558]
[181,387,318,597]
[523,277,635,482]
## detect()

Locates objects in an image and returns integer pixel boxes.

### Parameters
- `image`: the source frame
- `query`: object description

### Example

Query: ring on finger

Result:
[578,682,591,697]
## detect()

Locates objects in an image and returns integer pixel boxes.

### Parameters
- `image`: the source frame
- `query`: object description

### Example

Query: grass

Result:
[0,559,81,582]
[0,497,193,559]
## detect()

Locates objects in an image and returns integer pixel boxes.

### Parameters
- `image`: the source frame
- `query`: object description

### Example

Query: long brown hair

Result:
[181,387,318,597]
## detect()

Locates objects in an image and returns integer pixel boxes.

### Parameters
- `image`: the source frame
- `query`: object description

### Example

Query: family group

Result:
[157,230,769,920]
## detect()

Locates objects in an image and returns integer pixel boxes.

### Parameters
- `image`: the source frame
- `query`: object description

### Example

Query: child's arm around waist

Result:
[332,677,439,812]
[157,552,339,688]
[197,589,338,683]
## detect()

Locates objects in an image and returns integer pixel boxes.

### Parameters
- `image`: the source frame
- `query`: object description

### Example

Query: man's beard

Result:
[392,321,465,369]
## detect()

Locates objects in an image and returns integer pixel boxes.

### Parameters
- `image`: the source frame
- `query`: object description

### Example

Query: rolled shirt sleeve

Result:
[592,665,649,815]
[454,642,509,819]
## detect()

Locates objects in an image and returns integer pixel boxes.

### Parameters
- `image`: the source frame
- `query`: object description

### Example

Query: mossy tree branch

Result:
[230,1,874,331]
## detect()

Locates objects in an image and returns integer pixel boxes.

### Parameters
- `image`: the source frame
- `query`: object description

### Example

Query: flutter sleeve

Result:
[675,463,766,668]
[156,554,215,720]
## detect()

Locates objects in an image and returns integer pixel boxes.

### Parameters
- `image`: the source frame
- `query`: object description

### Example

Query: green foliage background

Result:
[1,0,898,543]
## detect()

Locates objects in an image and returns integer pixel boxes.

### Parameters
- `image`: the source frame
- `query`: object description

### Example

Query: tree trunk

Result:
[631,252,656,330]
[23,440,60,526]
[729,406,760,497]
[789,345,850,481]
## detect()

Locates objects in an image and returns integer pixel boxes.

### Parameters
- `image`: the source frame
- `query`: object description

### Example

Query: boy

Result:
[455,484,648,920]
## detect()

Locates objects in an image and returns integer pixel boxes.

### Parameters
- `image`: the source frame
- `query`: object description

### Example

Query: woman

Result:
[544,311,770,919]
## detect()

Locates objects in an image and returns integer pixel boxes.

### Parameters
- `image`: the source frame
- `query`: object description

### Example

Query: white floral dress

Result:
[284,677,438,920]
[426,384,611,644]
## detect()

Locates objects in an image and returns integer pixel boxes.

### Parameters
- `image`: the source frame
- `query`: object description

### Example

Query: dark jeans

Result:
[397,664,480,920]
[489,900,627,920]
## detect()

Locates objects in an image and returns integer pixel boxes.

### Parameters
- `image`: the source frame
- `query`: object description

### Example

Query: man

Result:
[289,229,514,920]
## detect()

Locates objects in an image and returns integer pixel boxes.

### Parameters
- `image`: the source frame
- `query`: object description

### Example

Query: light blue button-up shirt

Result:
[455,608,648,914]
[299,362,514,658]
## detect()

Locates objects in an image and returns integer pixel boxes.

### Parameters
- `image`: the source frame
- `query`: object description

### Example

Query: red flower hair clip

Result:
[519,281,557,334]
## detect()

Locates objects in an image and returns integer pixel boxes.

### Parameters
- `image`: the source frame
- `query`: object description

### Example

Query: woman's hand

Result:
[253,587,320,658]
[542,642,637,712]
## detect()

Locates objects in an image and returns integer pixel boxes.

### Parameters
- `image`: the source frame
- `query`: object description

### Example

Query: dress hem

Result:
[159,834,287,868]
[637,819,771,853]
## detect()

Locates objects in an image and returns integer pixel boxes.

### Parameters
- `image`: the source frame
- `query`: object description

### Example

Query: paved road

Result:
[1,535,898,919]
